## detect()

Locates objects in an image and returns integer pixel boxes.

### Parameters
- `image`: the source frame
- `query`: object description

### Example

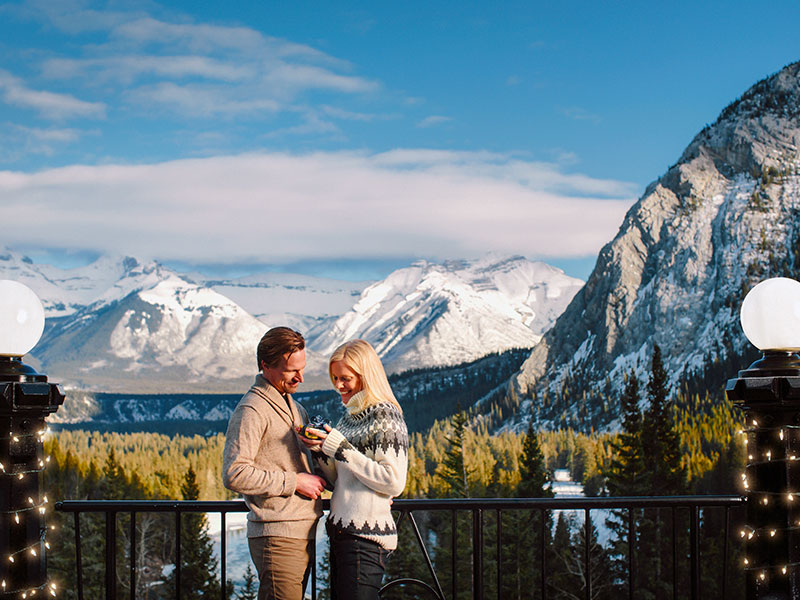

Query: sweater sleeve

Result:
[320,406,408,497]
[222,404,297,497]
[314,453,338,487]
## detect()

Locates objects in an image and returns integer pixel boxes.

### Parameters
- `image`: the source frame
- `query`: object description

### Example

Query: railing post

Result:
[727,350,800,600]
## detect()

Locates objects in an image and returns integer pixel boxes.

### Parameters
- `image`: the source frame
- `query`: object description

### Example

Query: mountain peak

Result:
[510,62,800,432]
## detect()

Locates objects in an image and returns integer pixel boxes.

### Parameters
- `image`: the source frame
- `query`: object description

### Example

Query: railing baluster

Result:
[584,508,591,600]
[723,507,730,600]
[74,511,84,600]
[130,511,136,600]
[690,505,699,600]
[496,509,501,600]
[628,507,635,600]
[175,511,181,600]
[540,508,546,600]
[452,509,457,600]
[106,510,117,600]
[672,507,677,600]
[220,511,227,600]
[472,509,483,600]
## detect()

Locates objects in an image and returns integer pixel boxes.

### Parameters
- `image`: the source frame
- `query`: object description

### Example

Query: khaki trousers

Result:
[248,536,314,600]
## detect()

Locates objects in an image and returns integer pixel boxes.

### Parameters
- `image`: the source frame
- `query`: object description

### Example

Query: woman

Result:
[300,339,408,600]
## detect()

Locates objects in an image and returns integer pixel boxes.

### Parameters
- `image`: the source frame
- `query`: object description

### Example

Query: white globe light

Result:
[0,280,45,357]
[740,277,800,351]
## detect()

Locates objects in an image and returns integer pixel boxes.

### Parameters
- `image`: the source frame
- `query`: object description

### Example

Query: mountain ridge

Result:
[1,248,581,392]
[507,61,800,433]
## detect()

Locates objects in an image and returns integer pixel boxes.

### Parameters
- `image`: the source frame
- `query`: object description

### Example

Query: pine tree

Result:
[494,422,555,598]
[636,345,687,599]
[165,466,220,599]
[437,409,473,497]
[605,371,648,496]
[434,408,475,598]
[517,421,554,499]
[235,563,258,600]
[642,344,686,495]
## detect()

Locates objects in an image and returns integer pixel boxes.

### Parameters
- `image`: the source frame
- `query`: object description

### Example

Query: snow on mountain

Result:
[197,272,367,332]
[0,249,167,318]
[309,255,584,371]
[34,272,273,392]
[5,248,582,391]
[507,61,800,432]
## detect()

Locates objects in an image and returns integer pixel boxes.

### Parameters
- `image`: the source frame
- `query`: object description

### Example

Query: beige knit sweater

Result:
[222,374,322,539]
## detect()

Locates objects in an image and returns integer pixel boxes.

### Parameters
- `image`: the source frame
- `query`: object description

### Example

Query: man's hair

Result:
[257,327,305,370]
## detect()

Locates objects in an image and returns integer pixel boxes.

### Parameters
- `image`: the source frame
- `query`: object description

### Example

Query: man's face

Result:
[263,349,306,395]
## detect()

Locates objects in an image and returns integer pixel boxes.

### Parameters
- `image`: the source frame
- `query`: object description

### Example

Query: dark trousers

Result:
[327,521,389,600]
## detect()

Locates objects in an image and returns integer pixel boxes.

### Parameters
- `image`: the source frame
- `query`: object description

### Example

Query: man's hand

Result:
[295,473,326,499]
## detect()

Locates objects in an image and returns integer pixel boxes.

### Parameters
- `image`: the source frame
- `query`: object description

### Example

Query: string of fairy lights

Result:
[0,425,58,599]
[738,418,800,585]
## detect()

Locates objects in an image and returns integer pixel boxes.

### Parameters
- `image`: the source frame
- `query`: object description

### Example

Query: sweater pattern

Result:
[320,400,408,549]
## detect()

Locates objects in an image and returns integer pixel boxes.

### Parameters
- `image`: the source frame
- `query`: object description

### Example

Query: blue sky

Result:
[1,0,799,281]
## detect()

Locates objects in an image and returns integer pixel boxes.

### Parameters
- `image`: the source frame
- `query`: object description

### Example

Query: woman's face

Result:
[330,360,363,405]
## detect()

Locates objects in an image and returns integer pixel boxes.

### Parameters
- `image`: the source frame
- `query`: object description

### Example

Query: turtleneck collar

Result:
[344,390,369,415]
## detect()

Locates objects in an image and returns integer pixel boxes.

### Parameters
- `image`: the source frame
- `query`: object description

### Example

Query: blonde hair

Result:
[329,339,401,412]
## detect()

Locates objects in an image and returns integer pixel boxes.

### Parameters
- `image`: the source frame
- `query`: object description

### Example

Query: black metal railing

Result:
[55,495,746,600]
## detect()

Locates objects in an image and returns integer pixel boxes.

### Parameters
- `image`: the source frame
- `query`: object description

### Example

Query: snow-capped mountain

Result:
[309,255,584,371]
[34,273,281,392]
[508,61,800,432]
[3,248,582,391]
[0,250,172,318]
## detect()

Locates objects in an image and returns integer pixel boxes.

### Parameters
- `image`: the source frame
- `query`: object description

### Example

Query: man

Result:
[223,327,326,600]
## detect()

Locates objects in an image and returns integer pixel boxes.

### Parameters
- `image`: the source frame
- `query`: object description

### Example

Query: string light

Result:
[0,419,57,600]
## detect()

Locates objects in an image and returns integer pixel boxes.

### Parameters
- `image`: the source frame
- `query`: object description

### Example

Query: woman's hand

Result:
[296,424,331,451]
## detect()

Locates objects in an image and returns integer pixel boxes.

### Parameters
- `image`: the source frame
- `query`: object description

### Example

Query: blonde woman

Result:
[299,339,408,600]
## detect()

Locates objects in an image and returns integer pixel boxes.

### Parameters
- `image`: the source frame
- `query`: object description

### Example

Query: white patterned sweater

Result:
[316,391,408,550]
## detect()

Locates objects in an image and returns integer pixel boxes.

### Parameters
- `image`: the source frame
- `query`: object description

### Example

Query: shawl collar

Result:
[248,374,312,472]
[249,374,302,429]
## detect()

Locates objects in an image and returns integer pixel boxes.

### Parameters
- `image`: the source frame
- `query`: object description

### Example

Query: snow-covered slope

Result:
[0,250,171,318]
[507,61,800,432]
[35,273,280,391]
[198,272,366,332]
[310,255,584,371]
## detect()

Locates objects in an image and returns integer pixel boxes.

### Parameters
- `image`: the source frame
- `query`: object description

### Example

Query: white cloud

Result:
[125,82,281,117]
[0,69,106,120]
[29,9,380,119]
[42,56,254,84]
[417,115,451,128]
[0,150,638,263]
[560,106,601,123]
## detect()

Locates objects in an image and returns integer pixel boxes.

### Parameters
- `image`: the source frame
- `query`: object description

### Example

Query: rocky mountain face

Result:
[1,249,581,392]
[308,255,584,372]
[509,61,800,432]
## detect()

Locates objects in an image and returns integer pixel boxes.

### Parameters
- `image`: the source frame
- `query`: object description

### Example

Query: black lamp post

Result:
[0,281,64,598]
[726,277,800,600]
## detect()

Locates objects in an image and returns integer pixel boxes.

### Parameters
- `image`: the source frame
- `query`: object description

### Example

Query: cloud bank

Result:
[0,150,638,265]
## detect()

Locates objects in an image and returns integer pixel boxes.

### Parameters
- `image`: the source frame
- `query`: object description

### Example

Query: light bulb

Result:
[0,280,45,357]
[740,277,800,351]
